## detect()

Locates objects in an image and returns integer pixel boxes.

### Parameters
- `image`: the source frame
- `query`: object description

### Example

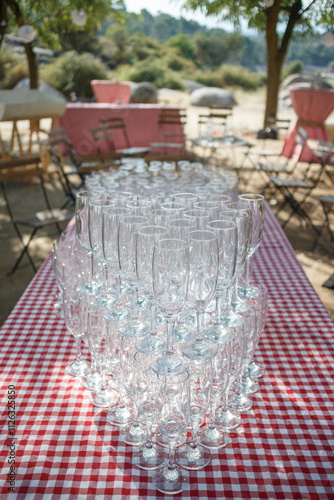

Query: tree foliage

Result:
[182,0,334,125]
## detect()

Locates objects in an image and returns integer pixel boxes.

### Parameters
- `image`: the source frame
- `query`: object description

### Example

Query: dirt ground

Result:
[0,88,333,326]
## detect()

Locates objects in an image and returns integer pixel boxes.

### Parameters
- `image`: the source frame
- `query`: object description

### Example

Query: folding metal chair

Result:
[314,194,334,252]
[99,117,150,157]
[0,156,74,275]
[150,108,187,155]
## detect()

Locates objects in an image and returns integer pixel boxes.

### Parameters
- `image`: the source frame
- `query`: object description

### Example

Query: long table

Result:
[0,205,334,498]
[58,103,184,156]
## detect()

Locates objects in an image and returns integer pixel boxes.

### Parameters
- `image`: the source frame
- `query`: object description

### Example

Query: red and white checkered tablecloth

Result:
[1,204,334,499]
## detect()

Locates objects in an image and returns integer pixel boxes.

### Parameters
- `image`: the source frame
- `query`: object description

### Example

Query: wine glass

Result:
[205,219,238,341]
[151,238,190,375]
[229,306,257,412]
[194,201,220,220]
[62,254,90,378]
[87,302,118,407]
[102,206,131,322]
[152,370,190,495]
[181,230,219,362]
[207,193,231,211]
[88,197,116,296]
[75,190,103,295]
[161,201,187,219]
[167,218,197,343]
[135,225,169,355]
[219,208,252,316]
[184,208,212,229]
[237,194,265,298]
[118,214,150,338]
[132,351,168,470]
[175,358,212,469]
[245,284,268,385]
[214,323,244,430]
[197,337,231,449]
[171,192,199,209]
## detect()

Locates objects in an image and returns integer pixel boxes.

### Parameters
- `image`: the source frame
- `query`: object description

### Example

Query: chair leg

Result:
[7,227,39,276]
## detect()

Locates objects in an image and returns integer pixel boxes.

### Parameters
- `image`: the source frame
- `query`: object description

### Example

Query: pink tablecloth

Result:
[58,103,184,156]
[90,80,131,104]
[282,87,334,162]
[1,204,333,498]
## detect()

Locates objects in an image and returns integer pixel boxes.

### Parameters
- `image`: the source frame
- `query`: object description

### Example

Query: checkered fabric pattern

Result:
[1,203,334,499]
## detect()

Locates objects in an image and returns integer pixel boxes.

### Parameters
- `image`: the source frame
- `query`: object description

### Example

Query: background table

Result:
[0,205,334,498]
[58,103,184,156]
[282,87,334,162]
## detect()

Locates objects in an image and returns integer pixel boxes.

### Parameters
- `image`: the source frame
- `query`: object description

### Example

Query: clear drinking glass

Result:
[152,370,190,495]
[132,351,168,470]
[135,225,169,355]
[175,358,212,469]
[151,238,190,375]
[237,194,265,298]
[181,230,219,362]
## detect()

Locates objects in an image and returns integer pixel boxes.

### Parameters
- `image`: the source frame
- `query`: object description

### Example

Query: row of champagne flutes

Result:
[52,170,267,494]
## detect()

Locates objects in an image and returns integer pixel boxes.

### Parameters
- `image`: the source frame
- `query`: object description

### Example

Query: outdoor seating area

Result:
[0,82,333,499]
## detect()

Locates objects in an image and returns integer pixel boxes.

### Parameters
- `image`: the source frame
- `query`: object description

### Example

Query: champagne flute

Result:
[237,194,265,298]
[151,238,190,375]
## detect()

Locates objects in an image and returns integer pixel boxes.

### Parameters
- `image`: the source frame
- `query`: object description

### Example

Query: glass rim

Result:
[207,219,237,229]
[187,229,218,241]
[154,237,188,250]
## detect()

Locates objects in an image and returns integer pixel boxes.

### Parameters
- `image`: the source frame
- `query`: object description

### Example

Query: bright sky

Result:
[124,0,238,31]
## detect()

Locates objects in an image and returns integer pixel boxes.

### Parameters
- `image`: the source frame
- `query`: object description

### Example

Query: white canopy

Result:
[0,89,67,121]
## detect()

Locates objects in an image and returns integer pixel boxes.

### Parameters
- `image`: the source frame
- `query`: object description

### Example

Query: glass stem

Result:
[168,441,176,469]
[145,420,153,448]
[214,293,221,324]
[150,303,157,336]
[132,286,139,320]
[89,252,95,282]
[115,273,122,306]
[190,420,198,449]
[75,337,82,362]
[208,398,218,429]
[166,319,175,356]
[196,309,204,341]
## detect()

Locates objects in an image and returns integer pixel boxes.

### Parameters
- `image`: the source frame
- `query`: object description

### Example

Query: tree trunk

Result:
[24,43,39,89]
[263,0,302,128]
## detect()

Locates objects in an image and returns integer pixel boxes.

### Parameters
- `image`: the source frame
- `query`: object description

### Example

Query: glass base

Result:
[151,353,188,376]
[65,358,90,378]
[181,339,218,362]
[173,324,196,344]
[176,443,211,470]
[229,392,253,412]
[106,306,130,324]
[155,430,187,449]
[152,464,189,495]
[220,312,244,328]
[135,334,167,355]
[119,421,146,446]
[133,443,168,470]
[90,388,118,408]
[118,319,150,339]
[241,376,260,394]
[205,323,231,344]
[107,404,134,426]
[215,407,241,430]
[81,370,102,391]
[80,281,103,296]
[238,284,260,299]
[248,360,266,379]
[197,425,230,449]
[231,296,250,314]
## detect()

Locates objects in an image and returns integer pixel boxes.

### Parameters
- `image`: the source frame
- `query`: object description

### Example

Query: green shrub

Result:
[194,71,224,88]
[2,62,29,89]
[117,58,184,90]
[40,51,110,99]
[282,60,304,80]
[0,46,25,85]
[220,64,265,90]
